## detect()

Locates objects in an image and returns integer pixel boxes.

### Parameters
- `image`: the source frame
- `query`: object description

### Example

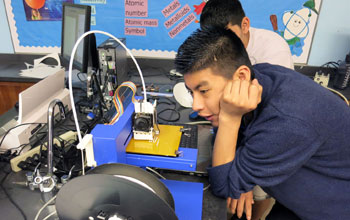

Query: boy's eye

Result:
[200,89,208,94]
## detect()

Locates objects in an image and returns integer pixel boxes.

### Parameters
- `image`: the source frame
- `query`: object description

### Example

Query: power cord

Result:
[156,100,181,122]
[34,195,57,220]
[0,123,45,150]
[314,60,349,105]
[0,164,27,220]
[146,167,166,180]
[0,150,17,162]
[157,109,180,122]
[0,143,30,155]
[325,87,349,106]
[42,211,57,220]
[77,71,87,83]
[203,184,211,191]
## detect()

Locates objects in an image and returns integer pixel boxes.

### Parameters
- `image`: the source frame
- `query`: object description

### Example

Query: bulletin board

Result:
[4,0,321,64]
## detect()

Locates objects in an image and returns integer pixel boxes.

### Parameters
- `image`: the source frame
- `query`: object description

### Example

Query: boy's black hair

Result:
[175,27,252,79]
[200,0,246,29]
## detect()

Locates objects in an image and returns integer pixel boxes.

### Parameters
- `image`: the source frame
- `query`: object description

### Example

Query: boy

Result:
[201,0,294,218]
[200,0,294,69]
[174,27,350,220]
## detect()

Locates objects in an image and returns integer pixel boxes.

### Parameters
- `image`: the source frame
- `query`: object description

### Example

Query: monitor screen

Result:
[61,3,91,73]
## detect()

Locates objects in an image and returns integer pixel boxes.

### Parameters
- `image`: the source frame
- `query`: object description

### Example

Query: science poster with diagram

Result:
[4,0,321,64]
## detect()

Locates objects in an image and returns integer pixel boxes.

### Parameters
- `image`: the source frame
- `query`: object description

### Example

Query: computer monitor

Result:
[61,3,91,73]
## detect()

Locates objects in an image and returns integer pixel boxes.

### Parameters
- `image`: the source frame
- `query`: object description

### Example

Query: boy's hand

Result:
[227,191,254,220]
[220,78,262,122]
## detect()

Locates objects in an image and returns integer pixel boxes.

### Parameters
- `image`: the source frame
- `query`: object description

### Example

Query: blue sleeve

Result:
[208,115,322,199]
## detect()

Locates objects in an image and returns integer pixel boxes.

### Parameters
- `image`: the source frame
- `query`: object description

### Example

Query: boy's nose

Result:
[191,95,204,112]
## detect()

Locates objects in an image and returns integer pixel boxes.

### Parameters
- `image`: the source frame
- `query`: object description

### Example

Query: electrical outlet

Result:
[314,72,330,87]
[10,131,77,172]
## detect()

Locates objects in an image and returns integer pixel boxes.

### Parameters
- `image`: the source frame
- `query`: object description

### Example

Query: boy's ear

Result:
[240,17,250,34]
[233,65,251,81]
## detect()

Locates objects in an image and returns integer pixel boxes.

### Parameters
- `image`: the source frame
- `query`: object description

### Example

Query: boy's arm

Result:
[212,78,262,220]
[213,78,262,166]
[212,111,241,166]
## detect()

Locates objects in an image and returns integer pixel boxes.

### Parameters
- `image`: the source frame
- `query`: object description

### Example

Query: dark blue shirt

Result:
[208,63,350,220]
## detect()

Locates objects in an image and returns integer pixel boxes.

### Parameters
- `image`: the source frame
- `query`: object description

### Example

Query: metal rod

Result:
[47,99,66,176]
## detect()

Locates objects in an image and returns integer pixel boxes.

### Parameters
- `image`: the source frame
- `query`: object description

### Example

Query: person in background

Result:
[174,27,350,220]
[200,0,294,70]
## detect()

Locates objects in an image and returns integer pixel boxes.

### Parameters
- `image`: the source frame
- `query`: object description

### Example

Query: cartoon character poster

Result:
[22,0,73,21]
[5,0,321,64]
[267,0,321,63]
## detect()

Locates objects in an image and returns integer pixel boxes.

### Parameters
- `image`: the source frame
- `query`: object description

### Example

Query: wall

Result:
[307,0,350,65]
[0,0,14,53]
[0,0,349,66]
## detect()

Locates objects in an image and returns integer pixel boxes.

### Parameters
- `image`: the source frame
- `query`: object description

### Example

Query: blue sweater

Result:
[208,63,350,220]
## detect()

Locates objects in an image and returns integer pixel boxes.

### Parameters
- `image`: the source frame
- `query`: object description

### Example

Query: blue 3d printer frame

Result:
[90,100,203,220]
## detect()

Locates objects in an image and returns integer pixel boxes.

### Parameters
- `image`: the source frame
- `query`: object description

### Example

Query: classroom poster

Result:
[4,0,321,64]
[243,0,322,64]
[22,0,73,21]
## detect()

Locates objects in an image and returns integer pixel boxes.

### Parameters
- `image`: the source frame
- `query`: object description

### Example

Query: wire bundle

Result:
[108,81,137,125]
